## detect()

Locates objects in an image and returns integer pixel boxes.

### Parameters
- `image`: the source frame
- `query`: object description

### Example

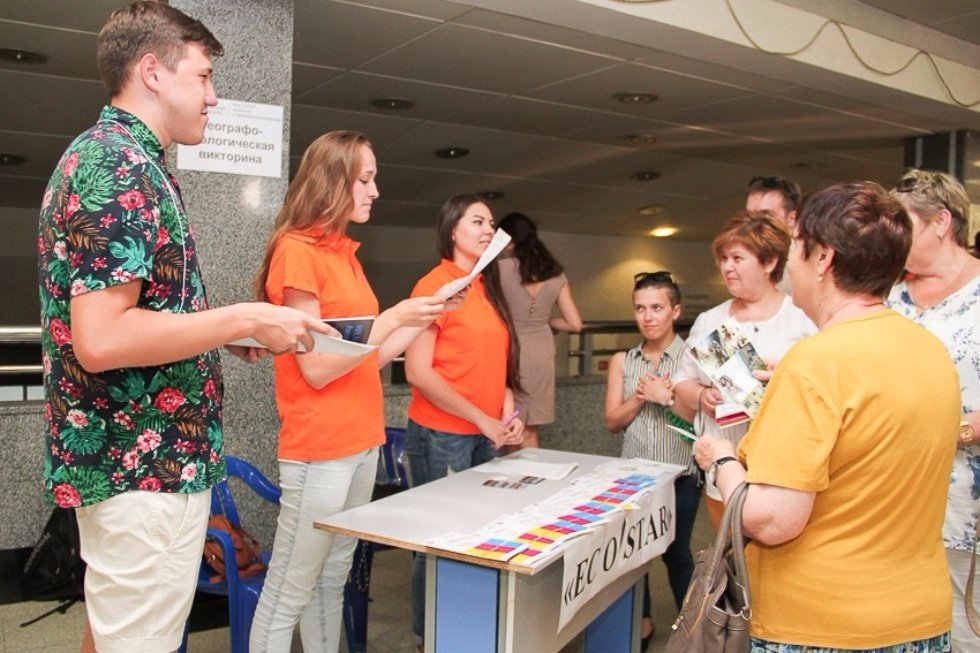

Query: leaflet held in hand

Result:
[687,317,767,425]
[229,318,377,357]
[436,228,512,299]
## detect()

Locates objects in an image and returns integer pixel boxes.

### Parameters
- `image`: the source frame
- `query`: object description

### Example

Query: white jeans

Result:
[76,490,210,653]
[948,548,980,652]
[249,448,378,653]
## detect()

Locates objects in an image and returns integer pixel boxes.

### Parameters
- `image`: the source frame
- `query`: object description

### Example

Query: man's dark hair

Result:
[97,1,223,97]
[747,176,802,214]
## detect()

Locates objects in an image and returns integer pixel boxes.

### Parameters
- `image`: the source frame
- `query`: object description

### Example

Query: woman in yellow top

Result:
[695,182,960,651]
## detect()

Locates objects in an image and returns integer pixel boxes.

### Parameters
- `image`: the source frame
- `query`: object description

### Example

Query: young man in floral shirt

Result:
[36,3,329,651]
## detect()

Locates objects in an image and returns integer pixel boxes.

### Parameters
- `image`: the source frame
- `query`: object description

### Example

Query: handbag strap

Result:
[727,482,752,619]
[702,483,750,592]
[967,521,980,636]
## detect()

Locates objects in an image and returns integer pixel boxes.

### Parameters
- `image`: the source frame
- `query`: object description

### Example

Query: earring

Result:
[817,274,823,283]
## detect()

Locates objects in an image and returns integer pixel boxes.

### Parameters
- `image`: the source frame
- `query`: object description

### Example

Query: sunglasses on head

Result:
[894,174,959,217]
[634,271,673,283]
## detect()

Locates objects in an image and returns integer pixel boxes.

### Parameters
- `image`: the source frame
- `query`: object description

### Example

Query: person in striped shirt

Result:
[604,271,698,649]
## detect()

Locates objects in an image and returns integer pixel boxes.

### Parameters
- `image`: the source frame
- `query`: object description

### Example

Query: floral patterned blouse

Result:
[888,273,980,552]
[38,106,226,508]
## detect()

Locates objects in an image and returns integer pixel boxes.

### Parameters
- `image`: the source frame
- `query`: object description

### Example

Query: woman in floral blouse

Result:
[888,169,980,650]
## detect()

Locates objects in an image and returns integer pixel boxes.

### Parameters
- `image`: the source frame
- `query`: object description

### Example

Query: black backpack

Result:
[21,507,85,602]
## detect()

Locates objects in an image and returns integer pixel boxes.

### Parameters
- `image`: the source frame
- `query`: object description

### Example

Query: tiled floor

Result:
[1,503,713,652]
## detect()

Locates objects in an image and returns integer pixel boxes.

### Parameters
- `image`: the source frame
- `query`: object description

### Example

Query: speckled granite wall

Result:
[168,0,294,548]
[0,406,47,548]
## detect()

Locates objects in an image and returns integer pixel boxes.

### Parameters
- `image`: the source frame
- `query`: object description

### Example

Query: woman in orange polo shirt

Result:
[248,131,455,653]
[404,193,525,644]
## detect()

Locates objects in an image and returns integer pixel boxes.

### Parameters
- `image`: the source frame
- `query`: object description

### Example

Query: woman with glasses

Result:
[694,182,959,652]
[674,211,815,527]
[498,212,583,449]
[887,169,980,650]
[604,271,698,649]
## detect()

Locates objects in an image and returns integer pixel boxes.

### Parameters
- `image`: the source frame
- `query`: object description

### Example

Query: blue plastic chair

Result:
[342,426,410,653]
[179,455,280,653]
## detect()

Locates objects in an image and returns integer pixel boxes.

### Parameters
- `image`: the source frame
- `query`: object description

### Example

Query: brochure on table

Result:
[687,317,767,426]
[424,458,683,631]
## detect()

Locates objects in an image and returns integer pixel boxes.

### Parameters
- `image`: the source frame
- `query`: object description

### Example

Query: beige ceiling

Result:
[1,0,978,242]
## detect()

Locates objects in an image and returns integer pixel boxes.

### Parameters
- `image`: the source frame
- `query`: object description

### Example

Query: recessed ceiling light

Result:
[623,134,658,145]
[0,48,46,64]
[370,97,413,110]
[0,153,25,166]
[478,191,505,200]
[650,226,678,238]
[614,92,658,105]
[638,205,664,216]
[633,171,661,181]
[435,147,469,159]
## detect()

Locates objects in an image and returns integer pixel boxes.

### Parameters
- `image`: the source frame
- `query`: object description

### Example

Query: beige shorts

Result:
[76,490,210,653]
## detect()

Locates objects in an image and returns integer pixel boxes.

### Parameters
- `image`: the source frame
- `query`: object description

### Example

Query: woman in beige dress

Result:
[498,212,582,449]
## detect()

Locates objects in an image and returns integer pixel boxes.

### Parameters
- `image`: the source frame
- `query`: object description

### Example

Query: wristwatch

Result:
[707,456,739,486]
[961,420,976,445]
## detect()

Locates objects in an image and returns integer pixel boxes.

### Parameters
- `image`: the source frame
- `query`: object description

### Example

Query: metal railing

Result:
[0,326,43,402]
[568,321,693,376]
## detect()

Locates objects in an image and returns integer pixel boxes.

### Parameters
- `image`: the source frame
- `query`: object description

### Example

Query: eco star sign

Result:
[177,98,283,178]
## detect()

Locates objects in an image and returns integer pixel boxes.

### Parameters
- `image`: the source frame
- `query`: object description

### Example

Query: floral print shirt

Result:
[888,274,980,552]
[37,106,226,508]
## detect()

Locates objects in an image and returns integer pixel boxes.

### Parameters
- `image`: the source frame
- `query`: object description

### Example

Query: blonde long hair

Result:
[254,131,371,301]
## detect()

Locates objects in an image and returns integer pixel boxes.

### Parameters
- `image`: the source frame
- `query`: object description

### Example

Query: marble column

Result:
[171,0,293,546]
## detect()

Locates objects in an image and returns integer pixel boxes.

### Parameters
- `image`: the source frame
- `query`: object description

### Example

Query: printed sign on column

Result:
[558,480,676,631]
[177,98,283,178]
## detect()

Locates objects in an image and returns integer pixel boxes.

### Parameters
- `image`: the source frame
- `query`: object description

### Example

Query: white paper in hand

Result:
[229,331,376,357]
[436,228,512,299]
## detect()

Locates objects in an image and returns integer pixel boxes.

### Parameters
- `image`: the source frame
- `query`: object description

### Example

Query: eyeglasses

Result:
[633,271,673,283]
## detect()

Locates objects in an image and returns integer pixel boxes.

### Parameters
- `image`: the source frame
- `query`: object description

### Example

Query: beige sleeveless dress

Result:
[498,257,567,425]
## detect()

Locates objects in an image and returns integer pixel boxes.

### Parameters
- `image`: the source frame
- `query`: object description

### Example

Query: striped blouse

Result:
[619,335,698,477]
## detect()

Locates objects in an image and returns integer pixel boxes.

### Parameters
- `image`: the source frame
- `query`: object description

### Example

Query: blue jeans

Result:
[643,473,700,616]
[406,419,497,639]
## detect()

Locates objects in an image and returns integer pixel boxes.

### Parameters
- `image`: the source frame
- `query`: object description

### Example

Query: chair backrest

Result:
[378,427,409,490]
[211,455,281,527]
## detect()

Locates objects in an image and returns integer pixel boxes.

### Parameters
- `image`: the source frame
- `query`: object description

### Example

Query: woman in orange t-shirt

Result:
[404,194,525,643]
[249,131,456,653]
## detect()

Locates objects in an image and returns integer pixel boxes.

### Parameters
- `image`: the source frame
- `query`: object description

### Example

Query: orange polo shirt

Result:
[265,230,384,461]
[407,259,509,435]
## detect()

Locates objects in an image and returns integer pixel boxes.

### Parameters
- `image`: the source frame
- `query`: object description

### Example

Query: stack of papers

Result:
[425,458,683,566]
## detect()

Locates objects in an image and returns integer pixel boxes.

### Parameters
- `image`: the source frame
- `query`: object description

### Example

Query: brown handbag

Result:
[666,482,751,653]
[202,514,267,584]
